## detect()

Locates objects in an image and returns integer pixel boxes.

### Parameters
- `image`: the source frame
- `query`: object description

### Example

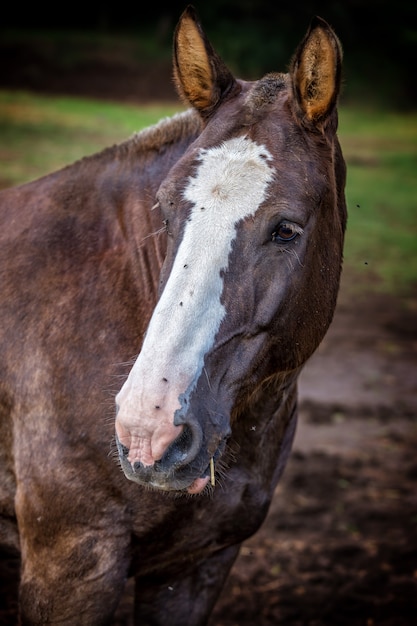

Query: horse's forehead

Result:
[201,83,305,169]
[208,76,292,147]
[183,136,274,220]
[160,76,314,207]
[183,116,305,202]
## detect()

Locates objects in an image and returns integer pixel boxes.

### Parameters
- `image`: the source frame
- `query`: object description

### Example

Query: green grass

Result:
[338,108,417,294]
[0,90,416,295]
[0,91,182,185]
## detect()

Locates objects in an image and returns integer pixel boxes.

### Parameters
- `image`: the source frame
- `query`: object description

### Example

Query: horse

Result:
[0,6,346,624]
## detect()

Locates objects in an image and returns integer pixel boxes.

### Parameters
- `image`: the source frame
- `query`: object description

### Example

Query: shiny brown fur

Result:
[0,7,346,624]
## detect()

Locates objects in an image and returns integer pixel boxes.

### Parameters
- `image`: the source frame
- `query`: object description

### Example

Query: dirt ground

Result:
[1,48,416,625]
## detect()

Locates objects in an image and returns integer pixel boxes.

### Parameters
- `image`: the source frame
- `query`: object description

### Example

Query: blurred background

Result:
[0,0,416,108]
[0,2,416,625]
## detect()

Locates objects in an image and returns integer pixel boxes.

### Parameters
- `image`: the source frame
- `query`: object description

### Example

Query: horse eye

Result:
[271,222,301,243]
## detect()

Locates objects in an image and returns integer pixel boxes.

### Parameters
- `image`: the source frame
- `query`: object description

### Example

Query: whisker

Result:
[280,247,304,271]
[139,226,166,247]
[288,248,304,267]
[278,247,294,271]
[203,367,213,392]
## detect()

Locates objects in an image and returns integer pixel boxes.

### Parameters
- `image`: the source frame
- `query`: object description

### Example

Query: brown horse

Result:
[0,6,346,624]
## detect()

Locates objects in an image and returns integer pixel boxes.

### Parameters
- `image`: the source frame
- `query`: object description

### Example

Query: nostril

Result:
[157,421,202,471]
[174,424,194,457]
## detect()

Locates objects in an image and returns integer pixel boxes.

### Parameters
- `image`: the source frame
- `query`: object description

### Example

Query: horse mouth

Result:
[185,475,210,494]
[117,436,226,495]
[186,450,222,494]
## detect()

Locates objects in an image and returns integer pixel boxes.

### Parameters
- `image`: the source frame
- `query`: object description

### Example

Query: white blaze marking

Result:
[116,136,274,461]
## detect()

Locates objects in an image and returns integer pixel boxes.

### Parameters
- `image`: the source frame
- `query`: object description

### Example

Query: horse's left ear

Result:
[290,16,342,127]
[173,6,237,117]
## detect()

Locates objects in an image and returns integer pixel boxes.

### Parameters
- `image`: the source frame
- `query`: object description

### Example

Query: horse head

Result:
[115,6,346,494]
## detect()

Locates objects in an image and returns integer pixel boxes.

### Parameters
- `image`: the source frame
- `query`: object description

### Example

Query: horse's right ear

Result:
[290,16,342,128]
[173,6,237,118]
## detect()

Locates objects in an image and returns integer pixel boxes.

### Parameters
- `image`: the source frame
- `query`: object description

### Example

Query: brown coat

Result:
[0,8,346,624]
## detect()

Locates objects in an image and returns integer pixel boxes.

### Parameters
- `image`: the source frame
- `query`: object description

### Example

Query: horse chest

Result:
[128,411,296,580]
[129,474,272,578]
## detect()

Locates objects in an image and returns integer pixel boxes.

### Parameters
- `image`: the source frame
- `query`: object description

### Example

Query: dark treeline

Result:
[2,1,416,107]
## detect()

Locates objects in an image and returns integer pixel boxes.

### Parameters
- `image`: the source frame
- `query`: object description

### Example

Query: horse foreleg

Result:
[18,530,130,625]
[134,544,240,626]
[15,481,131,625]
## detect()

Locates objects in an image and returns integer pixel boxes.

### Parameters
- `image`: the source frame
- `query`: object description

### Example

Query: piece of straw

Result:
[210,457,215,486]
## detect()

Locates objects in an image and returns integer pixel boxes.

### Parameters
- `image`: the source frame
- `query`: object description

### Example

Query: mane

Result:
[56,108,203,176]
[128,108,203,154]
[245,73,289,114]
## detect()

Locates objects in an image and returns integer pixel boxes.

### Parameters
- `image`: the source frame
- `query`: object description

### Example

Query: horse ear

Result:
[173,6,237,117]
[290,16,342,126]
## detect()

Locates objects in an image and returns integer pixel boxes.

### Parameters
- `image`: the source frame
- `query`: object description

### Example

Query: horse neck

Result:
[119,110,202,302]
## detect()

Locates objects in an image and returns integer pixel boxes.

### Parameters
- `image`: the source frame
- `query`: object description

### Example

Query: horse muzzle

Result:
[116,420,229,494]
